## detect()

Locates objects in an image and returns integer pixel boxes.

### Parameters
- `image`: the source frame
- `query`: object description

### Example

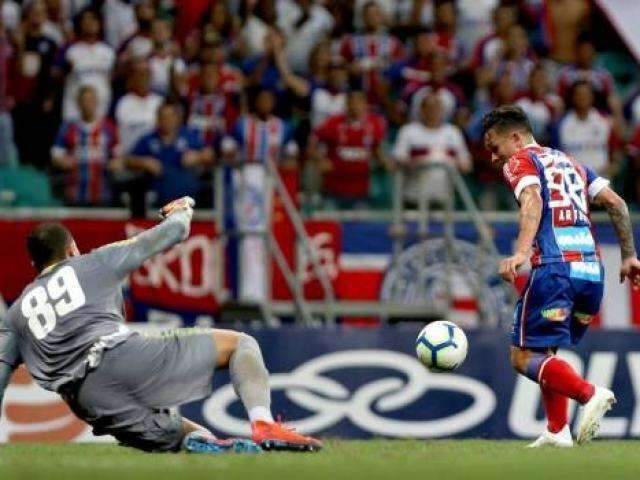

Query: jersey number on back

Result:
[20,266,86,340]
[545,162,588,214]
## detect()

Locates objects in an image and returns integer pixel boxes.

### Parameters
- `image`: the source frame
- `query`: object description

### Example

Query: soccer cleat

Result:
[182,431,262,454]
[251,420,323,452]
[527,425,573,448]
[576,386,616,445]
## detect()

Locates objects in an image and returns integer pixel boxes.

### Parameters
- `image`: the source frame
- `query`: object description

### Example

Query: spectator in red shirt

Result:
[309,90,387,207]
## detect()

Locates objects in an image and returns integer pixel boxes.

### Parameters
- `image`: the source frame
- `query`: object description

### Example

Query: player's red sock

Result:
[539,357,595,405]
[541,386,568,433]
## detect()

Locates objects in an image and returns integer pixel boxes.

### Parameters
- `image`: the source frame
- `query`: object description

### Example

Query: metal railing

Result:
[213,161,336,325]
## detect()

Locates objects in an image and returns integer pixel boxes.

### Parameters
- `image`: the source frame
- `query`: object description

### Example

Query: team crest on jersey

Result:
[503,161,518,183]
[542,308,569,322]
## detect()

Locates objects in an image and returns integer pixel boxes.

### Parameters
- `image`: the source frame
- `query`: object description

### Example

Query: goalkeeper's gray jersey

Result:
[0,211,191,392]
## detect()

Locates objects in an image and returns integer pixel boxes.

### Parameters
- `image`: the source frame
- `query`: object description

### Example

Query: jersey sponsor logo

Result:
[336,146,369,161]
[541,308,569,322]
[574,312,596,325]
[554,227,595,252]
[570,261,602,282]
[203,350,496,437]
[503,161,519,184]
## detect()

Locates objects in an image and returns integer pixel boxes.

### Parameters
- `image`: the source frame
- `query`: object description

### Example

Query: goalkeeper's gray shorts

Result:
[61,329,217,452]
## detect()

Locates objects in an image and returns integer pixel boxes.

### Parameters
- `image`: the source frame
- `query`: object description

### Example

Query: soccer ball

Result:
[415,321,468,372]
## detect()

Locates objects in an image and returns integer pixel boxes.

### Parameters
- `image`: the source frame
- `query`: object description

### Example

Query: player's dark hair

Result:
[481,105,533,136]
[27,223,73,272]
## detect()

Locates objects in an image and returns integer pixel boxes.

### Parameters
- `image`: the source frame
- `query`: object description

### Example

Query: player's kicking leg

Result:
[512,347,615,447]
[213,329,322,452]
[510,264,615,447]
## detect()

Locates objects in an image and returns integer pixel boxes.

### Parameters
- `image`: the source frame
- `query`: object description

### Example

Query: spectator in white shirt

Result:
[117,0,156,61]
[393,92,472,206]
[456,0,497,62]
[239,0,277,57]
[554,80,621,177]
[148,17,186,96]
[102,0,136,50]
[114,60,163,154]
[276,0,333,74]
[59,8,115,121]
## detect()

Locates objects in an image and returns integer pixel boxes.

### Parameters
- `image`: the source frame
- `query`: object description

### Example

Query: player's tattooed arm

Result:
[500,185,542,283]
[594,187,636,260]
[607,201,636,260]
[514,185,543,256]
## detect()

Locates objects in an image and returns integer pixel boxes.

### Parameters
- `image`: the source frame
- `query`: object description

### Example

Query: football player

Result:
[483,106,640,447]
[0,197,321,453]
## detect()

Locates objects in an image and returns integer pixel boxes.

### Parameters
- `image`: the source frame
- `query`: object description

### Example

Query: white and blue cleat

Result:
[182,431,263,454]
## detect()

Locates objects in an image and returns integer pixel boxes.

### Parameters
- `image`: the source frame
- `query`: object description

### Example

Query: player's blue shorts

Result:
[511,262,604,348]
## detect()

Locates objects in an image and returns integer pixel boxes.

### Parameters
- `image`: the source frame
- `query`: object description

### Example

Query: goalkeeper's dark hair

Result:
[481,105,533,136]
[27,223,73,272]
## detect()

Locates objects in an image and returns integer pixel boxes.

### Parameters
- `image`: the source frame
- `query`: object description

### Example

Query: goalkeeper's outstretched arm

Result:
[93,197,195,280]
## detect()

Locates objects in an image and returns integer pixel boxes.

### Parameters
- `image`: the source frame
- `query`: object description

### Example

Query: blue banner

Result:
[180,327,640,439]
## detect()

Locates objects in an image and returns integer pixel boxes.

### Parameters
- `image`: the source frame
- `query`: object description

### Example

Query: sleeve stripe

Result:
[588,177,610,200]
[514,175,541,200]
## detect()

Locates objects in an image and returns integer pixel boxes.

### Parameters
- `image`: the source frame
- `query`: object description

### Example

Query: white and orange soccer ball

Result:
[415,321,468,372]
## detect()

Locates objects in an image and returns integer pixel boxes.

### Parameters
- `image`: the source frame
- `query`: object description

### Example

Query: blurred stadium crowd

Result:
[1,0,640,213]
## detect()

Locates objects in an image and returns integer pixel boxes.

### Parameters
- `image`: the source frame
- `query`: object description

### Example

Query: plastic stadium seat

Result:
[597,51,639,96]
[0,166,60,207]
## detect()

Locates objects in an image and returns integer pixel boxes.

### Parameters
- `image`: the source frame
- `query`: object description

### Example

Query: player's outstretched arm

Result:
[93,197,195,280]
[499,184,542,283]
[592,187,640,286]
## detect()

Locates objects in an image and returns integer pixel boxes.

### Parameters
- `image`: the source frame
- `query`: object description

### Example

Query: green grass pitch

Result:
[2,440,639,480]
